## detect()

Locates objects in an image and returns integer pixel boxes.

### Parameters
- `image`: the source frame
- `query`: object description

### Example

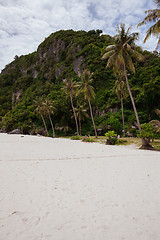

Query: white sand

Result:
[0,133,160,240]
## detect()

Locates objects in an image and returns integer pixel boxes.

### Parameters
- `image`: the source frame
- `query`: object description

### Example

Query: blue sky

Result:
[0,0,158,71]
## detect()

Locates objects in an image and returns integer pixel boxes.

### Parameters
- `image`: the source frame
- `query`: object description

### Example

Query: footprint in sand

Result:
[29,216,40,225]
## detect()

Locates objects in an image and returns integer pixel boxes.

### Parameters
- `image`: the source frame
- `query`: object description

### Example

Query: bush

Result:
[105,130,117,138]
[105,130,118,145]
[138,123,157,141]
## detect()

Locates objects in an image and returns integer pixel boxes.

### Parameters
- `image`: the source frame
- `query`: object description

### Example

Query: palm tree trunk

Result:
[88,99,98,138]
[79,118,82,136]
[41,114,49,136]
[48,112,55,138]
[70,93,79,135]
[123,62,141,132]
[121,93,125,137]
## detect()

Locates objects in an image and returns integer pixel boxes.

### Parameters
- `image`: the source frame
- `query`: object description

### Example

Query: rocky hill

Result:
[0,29,159,136]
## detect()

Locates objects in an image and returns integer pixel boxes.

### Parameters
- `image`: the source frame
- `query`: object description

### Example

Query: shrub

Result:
[138,123,157,142]
[105,130,118,145]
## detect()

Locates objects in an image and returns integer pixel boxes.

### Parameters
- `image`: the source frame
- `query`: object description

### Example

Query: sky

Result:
[0,0,158,71]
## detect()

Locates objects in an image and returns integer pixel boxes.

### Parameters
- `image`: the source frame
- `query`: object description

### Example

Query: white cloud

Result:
[0,0,158,71]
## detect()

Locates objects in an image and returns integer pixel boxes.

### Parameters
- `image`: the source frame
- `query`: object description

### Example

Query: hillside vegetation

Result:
[0,29,160,137]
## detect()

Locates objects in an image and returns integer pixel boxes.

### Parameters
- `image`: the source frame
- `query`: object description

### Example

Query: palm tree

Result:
[113,76,127,137]
[43,99,56,138]
[102,24,144,133]
[61,78,79,135]
[137,0,160,50]
[75,103,89,136]
[34,98,49,136]
[77,70,98,138]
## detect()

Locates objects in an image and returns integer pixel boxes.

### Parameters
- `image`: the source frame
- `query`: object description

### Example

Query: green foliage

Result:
[84,137,96,142]
[71,135,82,140]
[0,29,159,136]
[138,123,157,140]
[105,130,118,145]
[105,130,117,139]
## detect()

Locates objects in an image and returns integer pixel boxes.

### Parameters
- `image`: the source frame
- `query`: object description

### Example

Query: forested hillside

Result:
[0,29,159,136]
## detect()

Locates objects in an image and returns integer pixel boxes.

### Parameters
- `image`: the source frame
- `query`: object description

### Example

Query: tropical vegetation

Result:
[0,25,159,147]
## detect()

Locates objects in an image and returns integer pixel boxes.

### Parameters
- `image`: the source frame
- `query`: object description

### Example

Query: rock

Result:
[83,136,87,142]
[9,129,22,134]
[36,128,46,136]
[105,139,111,145]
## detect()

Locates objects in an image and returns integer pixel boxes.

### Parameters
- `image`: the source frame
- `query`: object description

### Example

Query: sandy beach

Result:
[0,133,160,240]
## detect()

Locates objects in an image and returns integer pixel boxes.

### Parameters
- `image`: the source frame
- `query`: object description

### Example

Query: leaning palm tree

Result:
[102,24,144,133]
[113,76,127,137]
[137,0,160,50]
[34,98,49,136]
[77,70,98,138]
[61,78,79,135]
[43,99,56,138]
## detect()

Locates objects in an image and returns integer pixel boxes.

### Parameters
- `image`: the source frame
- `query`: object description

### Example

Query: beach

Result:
[0,133,160,240]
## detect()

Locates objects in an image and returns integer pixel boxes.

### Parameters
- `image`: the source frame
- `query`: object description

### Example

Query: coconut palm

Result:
[77,70,98,138]
[102,23,144,132]
[113,76,127,137]
[75,103,89,136]
[61,78,79,135]
[137,0,160,50]
[34,98,49,136]
[43,99,56,138]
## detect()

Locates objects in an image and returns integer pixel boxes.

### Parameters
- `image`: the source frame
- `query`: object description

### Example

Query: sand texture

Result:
[0,133,160,240]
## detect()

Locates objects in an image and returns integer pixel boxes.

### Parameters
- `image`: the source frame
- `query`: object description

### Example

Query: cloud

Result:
[0,0,158,71]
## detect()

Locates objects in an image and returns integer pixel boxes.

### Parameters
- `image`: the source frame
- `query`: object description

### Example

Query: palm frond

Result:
[105,45,116,51]
[138,10,159,27]
[114,53,124,70]
[155,109,160,118]
[102,50,115,60]
[125,53,135,73]
[130,49,144,61]
[154,0,160,8]
[123,42,131,51]
[106,52,117,68]
[155,36,160,50]
[144,21,160,43]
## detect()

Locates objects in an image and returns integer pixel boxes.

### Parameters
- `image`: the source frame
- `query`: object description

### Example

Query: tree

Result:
[77,70,98,138]
[61,78,79,135]
[43,99,56,138]
[34,98,49,136]
[75,102,89,136]
[113,75,127,137]
[102,24,144,133]
[137,0,160,51]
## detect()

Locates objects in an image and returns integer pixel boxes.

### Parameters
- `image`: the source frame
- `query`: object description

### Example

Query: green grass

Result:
[71,135,82,140]
[60,135,160,150]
